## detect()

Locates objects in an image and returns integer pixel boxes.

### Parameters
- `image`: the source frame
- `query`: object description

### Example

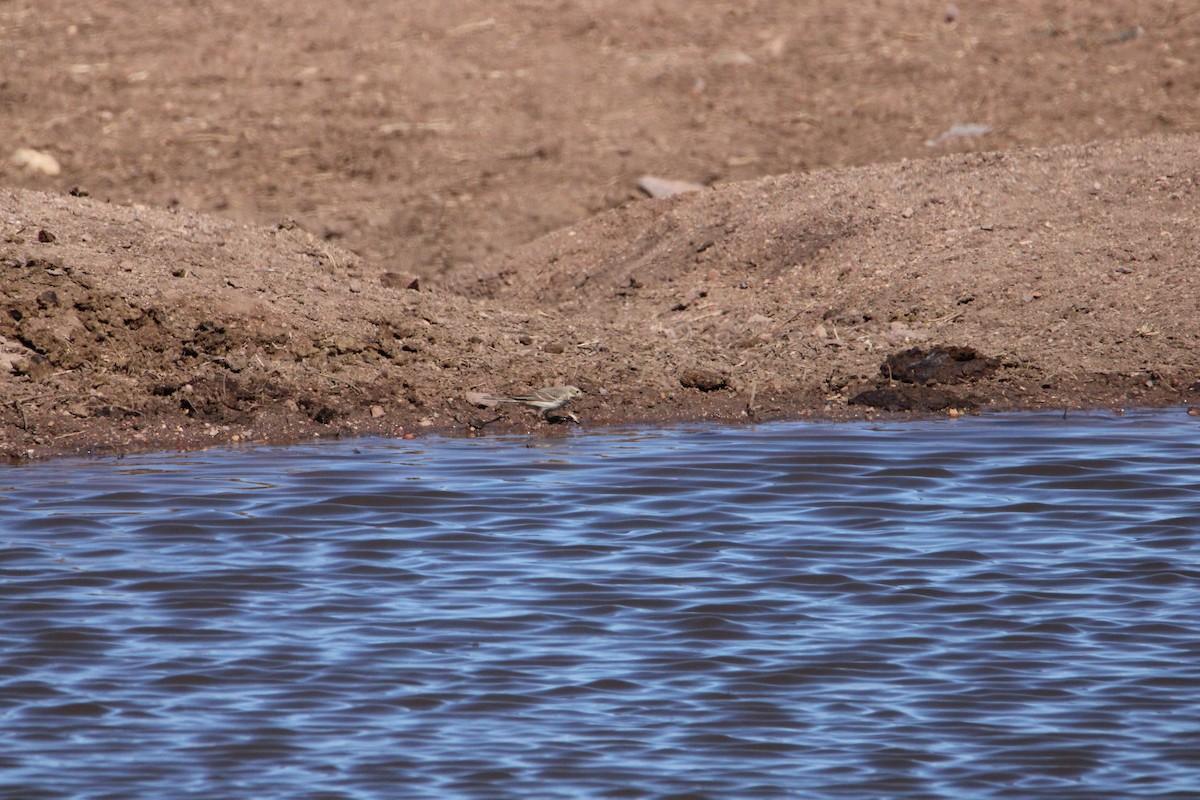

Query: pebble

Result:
[465,391,498,408]
[924,123,992,148]
[636,175,706,199]
[12,148,61,176]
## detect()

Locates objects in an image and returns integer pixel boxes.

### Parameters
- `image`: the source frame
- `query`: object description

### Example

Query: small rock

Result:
[37,229,57,243]
[12,147,61,176]
[465,391,499,408]
[924,123,992,148]
[680,368,728,392]
[543,342,565,354]
[381,272,420,291]
[764,34,787,58]
[370,405,385,418]
[636,175,706,199]
[714,50,754,66]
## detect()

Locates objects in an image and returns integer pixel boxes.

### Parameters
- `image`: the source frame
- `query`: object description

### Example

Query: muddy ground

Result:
[2,1,1199,460]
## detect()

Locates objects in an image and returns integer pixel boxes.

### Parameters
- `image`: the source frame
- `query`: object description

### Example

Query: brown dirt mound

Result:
[4,2,1195,280]
[465,135,1200,408]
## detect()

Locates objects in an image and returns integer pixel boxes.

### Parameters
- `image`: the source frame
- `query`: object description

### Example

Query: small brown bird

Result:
[489,385,583,419]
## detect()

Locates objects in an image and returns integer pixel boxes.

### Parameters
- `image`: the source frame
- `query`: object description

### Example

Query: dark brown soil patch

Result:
[882,346,1001,385]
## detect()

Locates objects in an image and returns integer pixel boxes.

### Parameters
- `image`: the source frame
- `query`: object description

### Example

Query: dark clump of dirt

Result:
[849,346,998,411]
[680,369,729,392]
[882,347,1001,385]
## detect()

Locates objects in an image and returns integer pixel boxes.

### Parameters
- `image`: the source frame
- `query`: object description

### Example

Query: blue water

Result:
[1,410,1199,799]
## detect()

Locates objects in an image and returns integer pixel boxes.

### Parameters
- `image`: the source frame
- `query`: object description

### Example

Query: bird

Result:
[488,385,583,419]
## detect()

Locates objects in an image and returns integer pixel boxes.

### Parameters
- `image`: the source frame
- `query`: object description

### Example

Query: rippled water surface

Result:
[3,410,1200,799]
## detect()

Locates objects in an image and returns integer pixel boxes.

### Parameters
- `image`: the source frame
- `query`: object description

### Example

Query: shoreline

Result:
[9,401,1192,467]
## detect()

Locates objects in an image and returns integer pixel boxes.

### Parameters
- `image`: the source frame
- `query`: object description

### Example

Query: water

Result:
[2,410,1199,800]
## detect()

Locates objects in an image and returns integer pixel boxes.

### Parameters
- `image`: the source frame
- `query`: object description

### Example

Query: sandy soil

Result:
[2,1,1199,460]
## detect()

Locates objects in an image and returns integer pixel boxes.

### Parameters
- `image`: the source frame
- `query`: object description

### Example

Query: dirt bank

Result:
[2,1,1199,460]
